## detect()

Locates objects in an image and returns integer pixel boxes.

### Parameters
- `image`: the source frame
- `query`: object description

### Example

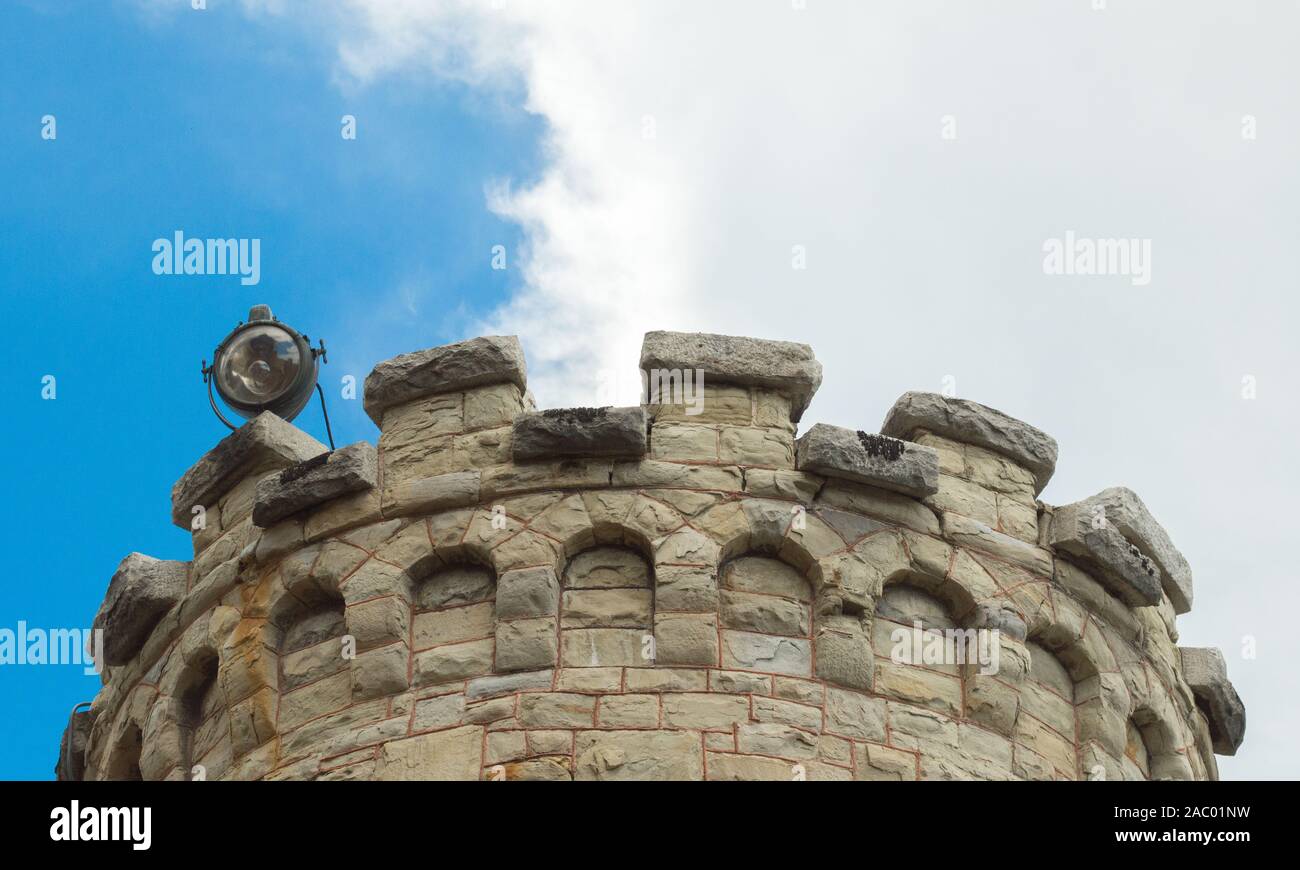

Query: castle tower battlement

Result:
[59,331,1245,781]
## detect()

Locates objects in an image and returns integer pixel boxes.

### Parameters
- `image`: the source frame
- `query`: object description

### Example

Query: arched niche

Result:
[559,546,654,669]
[409,558,497,688]
[1016,641,1079,780]
[871,580,965,717]
[716,555,814,678]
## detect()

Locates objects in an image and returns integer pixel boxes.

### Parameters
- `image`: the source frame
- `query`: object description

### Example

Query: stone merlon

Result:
[795,424,938,498]
[1180,647,1246,755]
[363,335,527,426]
[252,441,378,528]
[881,391,1058,494]
[92,553,188,666]
[640,331,822,422]
[1052,487,1193,614]
[512,407,648,461]
[1047,501,1164,609]
[170,412,327,528]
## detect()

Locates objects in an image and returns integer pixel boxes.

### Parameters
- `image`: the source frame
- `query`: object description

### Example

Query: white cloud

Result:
[248,0,1298,778]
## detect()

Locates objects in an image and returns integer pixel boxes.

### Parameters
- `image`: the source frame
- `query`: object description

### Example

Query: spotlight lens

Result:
[218,324,302,404]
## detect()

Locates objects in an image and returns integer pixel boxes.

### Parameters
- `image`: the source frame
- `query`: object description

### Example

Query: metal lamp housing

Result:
[211,306,319,423]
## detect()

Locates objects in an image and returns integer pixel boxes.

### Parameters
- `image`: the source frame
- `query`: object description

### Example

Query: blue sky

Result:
[0,1,542,779]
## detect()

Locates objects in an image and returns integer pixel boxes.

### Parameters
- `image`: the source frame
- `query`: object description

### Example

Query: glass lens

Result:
[217,324,301,405]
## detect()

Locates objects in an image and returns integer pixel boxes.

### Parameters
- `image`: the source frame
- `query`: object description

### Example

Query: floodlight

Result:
[201,304,334,447]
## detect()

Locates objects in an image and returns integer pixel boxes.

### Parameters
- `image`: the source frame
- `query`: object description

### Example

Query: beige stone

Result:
[561,628,650,668]
[377,725,483,780]
[574,730,703,781]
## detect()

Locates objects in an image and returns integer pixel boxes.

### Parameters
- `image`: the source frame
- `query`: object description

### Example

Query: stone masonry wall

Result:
[61,331,1245,781]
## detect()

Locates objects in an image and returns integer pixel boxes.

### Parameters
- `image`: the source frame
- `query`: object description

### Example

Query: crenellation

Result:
[881,392,1058,495]
[68,330,1242,782]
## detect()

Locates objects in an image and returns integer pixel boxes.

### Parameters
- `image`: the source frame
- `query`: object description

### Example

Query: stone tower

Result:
[57,331,1245,781]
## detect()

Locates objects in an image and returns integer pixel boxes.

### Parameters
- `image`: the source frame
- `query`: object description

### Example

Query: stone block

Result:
[413,638,494,686]
[381,470,480,518]
[1047,503,1163,607]
[518,693,596,728]
[561,588,653,629]
[881,391,1057,494]
[736,723,819,760]
[720,630,812,677]
[653,612,720,666]
[93,554,188,666]
[661,693,749,729]
[640,331,822,422]
[413,602,494,649]
[824,688,887,742]
[574,730,703,780]
[597,694,660,728]
[495,618,559,672]
[719,589,809,636]
[795,423,939,498]
[346,597,409,652]
[351,643,411,700]
[252,441,377,528]
[377,725,484,780]
[171,412,328,528]
[941,512,1053,578]
[511,406,648,460]
[496,567,561,620]
[363,335,526,425]
[1180,647,1246,755]
[814,615,873,690]
[1055,487,1193,613]
[560,628,650,668]
[465,669,554,701]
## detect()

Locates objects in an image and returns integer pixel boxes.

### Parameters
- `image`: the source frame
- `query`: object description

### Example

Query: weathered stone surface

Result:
[736,723,819,760]
[93,554,188,666]
[1180,647,1245,755]
[466,669,554,700]
[795,423,939,498]
[413,638,493,686]
[719,590,809,636]
[171,413,328,528]
[55,708,95,781]
[496,567,560,620]
[561,589,653,629]
[881,392,1058,494]
[1055,487,1192,613]
[941,512,1053,577]
[363,335,526,425]
[574,730,703,780]
[598,694,660,728]
[518,693,596,728]
[1048,502,1163,608]
[640,331,822,422]
[252,441,377,528]
[564,548,651,589]
[495,618,559,672]
[653,612,719,666]
[560,628,648,668]
[512,406,647,460]
[382,470,481,517]
[377,725,483,780]
[720,630,812,676]
[825,688,887,741]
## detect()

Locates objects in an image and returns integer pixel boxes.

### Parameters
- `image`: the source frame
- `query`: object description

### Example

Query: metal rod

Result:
[207,376,238,431]
[316,382,336,450]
